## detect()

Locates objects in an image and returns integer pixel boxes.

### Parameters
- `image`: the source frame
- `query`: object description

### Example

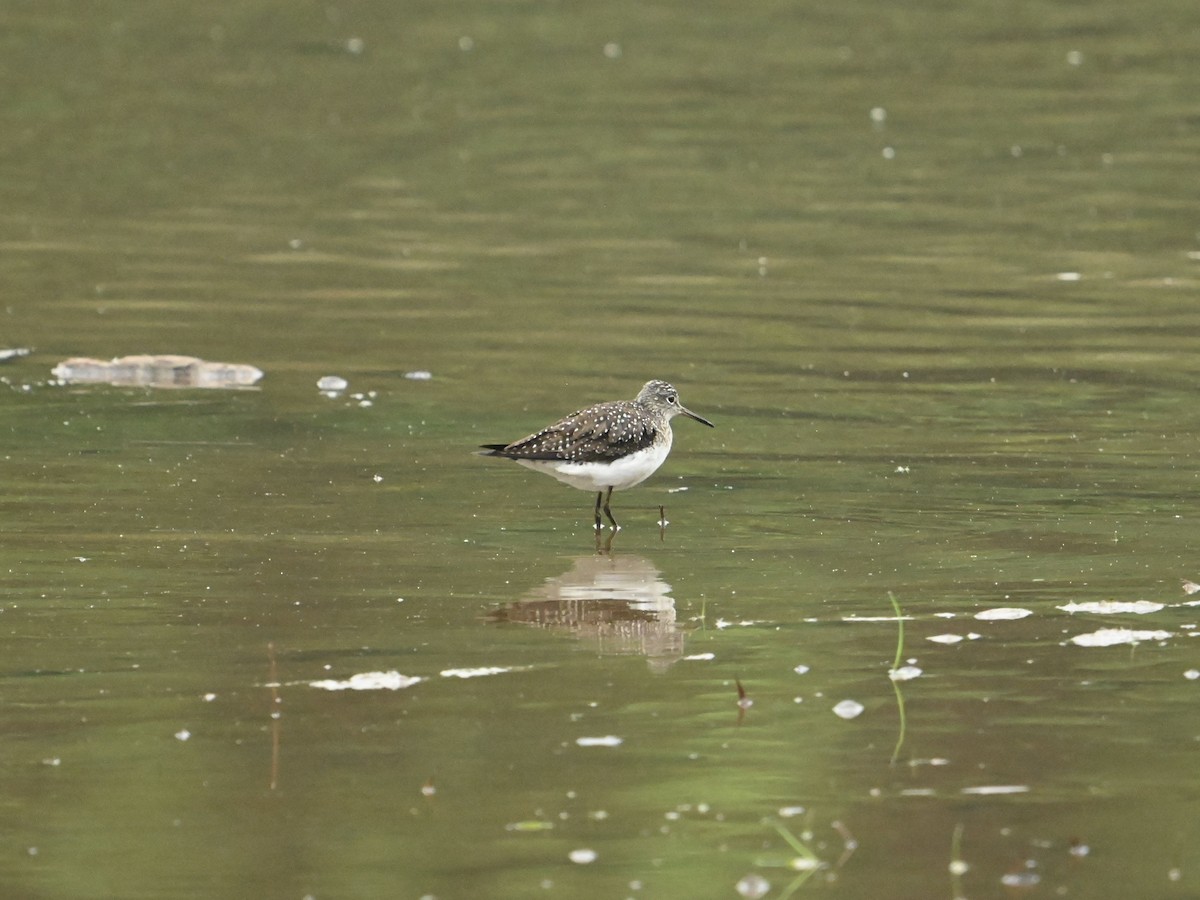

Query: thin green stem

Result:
[887,591,907,765]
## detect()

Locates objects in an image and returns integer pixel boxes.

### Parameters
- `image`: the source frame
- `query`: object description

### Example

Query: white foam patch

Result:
[1068,628,1172,647]
[440,666,527,679]
[974,607,1032,621]
[1057,600,1164,615]
[310,671,423,691]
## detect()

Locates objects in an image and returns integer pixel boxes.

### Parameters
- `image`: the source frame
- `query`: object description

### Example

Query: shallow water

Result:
[3,0,1200,897]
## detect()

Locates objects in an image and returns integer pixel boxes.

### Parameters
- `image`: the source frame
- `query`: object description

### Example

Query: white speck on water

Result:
[317,375,347,392]
[683,653,715,661]
[576,735,623,747]
[736,873,771,899]
[569,848,597,864]
[404,370,432,380]
[889,665,923,681]
[949,859,970,875]
[666,486,689,493]
[975,607,1032,621]
[1066,49,1084,65]
[458,35,475,52]
[1056,271,1083,281]
[372,473,383,483]
[603,42,622,59]
[869,106,887,124]
[1185,669,1200,680]
[1000,869,1040,888]
[833,699,864,720]
[882,146,895,159]
[345,37,365,54]
[778,805,806,817]
[962,784,1029,795]
[175,729,191,742]
[42,757,61,767]
[203,693,217,702]
[793,664,810,675]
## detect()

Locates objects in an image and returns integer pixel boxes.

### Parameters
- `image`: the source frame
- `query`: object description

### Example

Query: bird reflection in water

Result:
[485,555,687,673]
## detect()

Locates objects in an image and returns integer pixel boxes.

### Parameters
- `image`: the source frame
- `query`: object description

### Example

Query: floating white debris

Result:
[961,784,1029,795]
[317,375,348,392]
[1182,580,1200,595]
[440,666,525,679]
[576,735,623,747]
[842,615,910,623]
[667,486,689,493]
[53,355,263,389]
[1056,272,1082,281]
[174,729,191,742]
[568,848,597,864]
[1068,628,1172,648]
[778,805,806,818]
[683,653,715,661]
[974,607,1032,621]
[309,671,423,691]
[1057,600,1164,615]
[735,874,771,899]
[1185,669,1200,680]
[927,634,964,644]
[793,664,810,675]
[832,699,865,720]
[889,665,923,681]
[0,348,31,363]
[404,370,432,380]
[1000,870,1041,888]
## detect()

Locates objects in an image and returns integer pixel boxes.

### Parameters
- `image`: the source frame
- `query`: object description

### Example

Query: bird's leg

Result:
[593,492,604,531]
[602,486,620,531]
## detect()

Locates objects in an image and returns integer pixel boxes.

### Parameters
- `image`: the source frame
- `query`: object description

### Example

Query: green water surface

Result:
[3,1,1200,898]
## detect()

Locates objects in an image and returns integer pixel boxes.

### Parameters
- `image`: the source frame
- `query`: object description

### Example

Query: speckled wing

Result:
[482,400,659,463]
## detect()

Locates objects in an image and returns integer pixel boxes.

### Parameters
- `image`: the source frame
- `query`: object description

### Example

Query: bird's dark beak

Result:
[681,405,714,428]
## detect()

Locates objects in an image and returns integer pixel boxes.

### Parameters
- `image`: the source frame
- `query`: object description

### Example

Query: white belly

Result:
[515,436,672,492]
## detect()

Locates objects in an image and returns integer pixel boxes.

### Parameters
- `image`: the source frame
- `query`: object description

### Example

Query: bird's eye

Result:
[667,394,677,404]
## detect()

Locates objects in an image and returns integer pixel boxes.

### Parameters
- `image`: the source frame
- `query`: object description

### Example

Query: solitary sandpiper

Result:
[481,380,714,530]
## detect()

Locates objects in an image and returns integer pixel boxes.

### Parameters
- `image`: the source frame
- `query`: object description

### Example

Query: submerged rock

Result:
[52,354,263,389]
